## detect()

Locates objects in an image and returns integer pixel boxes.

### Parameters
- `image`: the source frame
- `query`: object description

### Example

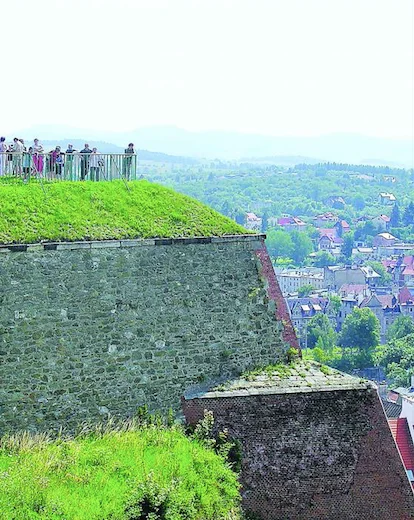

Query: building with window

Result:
[276,268,325,295]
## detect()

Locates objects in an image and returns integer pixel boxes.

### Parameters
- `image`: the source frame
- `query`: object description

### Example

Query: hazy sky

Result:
[3,0,413,138]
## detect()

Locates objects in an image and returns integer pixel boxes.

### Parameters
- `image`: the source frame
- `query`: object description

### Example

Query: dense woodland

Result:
[143,161,414,228]
[143,162,414,263]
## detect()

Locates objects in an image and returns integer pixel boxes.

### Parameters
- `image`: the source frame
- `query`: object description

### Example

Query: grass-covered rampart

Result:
[0,180,247,244]
[0,420,241,520]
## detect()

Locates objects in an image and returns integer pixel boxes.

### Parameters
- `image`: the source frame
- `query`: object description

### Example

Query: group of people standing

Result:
[0,138,136,181]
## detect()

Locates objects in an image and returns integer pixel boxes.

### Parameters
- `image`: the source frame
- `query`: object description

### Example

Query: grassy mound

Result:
[0,424,241,520]
[0,180,247,244]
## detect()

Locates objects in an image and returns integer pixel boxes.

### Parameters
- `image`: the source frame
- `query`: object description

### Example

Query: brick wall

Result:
[183,387,414,519]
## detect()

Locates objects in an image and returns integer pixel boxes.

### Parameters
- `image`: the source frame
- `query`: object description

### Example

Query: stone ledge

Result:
[184,361,374,400]
[0,234,265,253]
[185,382,374,400]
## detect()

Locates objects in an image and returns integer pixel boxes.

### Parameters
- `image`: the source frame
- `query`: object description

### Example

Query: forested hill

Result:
[293,162,408,176]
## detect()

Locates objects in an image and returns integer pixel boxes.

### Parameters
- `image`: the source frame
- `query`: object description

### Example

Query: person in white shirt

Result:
[89,147,103,181]
[12,137,24,175]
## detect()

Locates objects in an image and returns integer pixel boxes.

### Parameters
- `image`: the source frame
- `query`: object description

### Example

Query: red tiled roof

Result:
[382,259,394,268]
[401,257,414,277]
[388,391,400,403]
[382,257,414,277]
[389,418,414,487]
[292,217,306,226]
[277,217,292,226]
[314,212,337,220]
[377,294,396,308]
[278,217,306,226]
[319,228,337,238]
[339,284,367,295]
[399,287,413,304]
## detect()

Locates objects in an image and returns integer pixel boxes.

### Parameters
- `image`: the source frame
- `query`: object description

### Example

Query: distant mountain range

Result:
[28,139,198,165]
[13,124,414,167]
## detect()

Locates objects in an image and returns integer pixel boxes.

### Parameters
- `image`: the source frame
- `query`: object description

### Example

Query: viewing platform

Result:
[0,152,138,181]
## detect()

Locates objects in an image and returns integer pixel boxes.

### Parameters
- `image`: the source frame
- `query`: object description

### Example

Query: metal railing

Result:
[0,152,138,181]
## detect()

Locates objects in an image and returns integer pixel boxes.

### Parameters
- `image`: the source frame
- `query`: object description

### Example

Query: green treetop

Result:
[339,307,380,350]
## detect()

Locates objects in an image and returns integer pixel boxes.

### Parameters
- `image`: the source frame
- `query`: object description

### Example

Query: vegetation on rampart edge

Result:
[0,180,248,244]
[0,420,241,520]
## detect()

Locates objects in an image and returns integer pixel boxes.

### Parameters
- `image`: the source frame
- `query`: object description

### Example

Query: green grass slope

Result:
[0,180,248,244]
[0,425,241,520]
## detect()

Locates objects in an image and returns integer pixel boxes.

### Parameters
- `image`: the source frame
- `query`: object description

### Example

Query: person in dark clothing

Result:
[80,143,92,180]
[65,144,76,179]
[123,142,135,180]
[49,146,64,177]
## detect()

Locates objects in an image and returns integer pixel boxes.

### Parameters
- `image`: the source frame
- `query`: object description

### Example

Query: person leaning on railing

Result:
[32,138,44,175]
[89,147,103,182]
[80,143,92,180]
[123,142,135,180]
[64,144,77,180]
[48,146,62,176]
[22,147,33,178]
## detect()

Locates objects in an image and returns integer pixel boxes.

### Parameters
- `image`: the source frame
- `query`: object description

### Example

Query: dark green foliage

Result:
[376,333,414,387]
[297,284,314,297]
[354,220,377,243]
[266,229,293,258]
[189,410,243,474]
[390,203,401,227]
[294,162,406,177]
[290,231,314,264]
[307,314,336,349]
[339,308,380,366]
[340,232,354,260]
[313,250,335,267]
[124,476,171,520]
[386,315,414,342]
[366,261,392,285]
[329,294,341,314]
[351,195,366,211]
[286,346,300,363]
[403,202,414,226]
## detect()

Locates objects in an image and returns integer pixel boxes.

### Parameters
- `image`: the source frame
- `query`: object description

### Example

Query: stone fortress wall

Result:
[0,235,295,433]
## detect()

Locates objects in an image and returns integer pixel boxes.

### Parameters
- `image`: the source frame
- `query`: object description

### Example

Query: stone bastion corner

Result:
[0,234,296,433]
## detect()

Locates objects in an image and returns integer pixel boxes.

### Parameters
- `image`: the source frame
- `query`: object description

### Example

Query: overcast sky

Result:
[3,0,413,139]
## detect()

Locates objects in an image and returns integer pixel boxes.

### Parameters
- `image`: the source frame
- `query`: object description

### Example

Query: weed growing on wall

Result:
[188,410,243,474]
